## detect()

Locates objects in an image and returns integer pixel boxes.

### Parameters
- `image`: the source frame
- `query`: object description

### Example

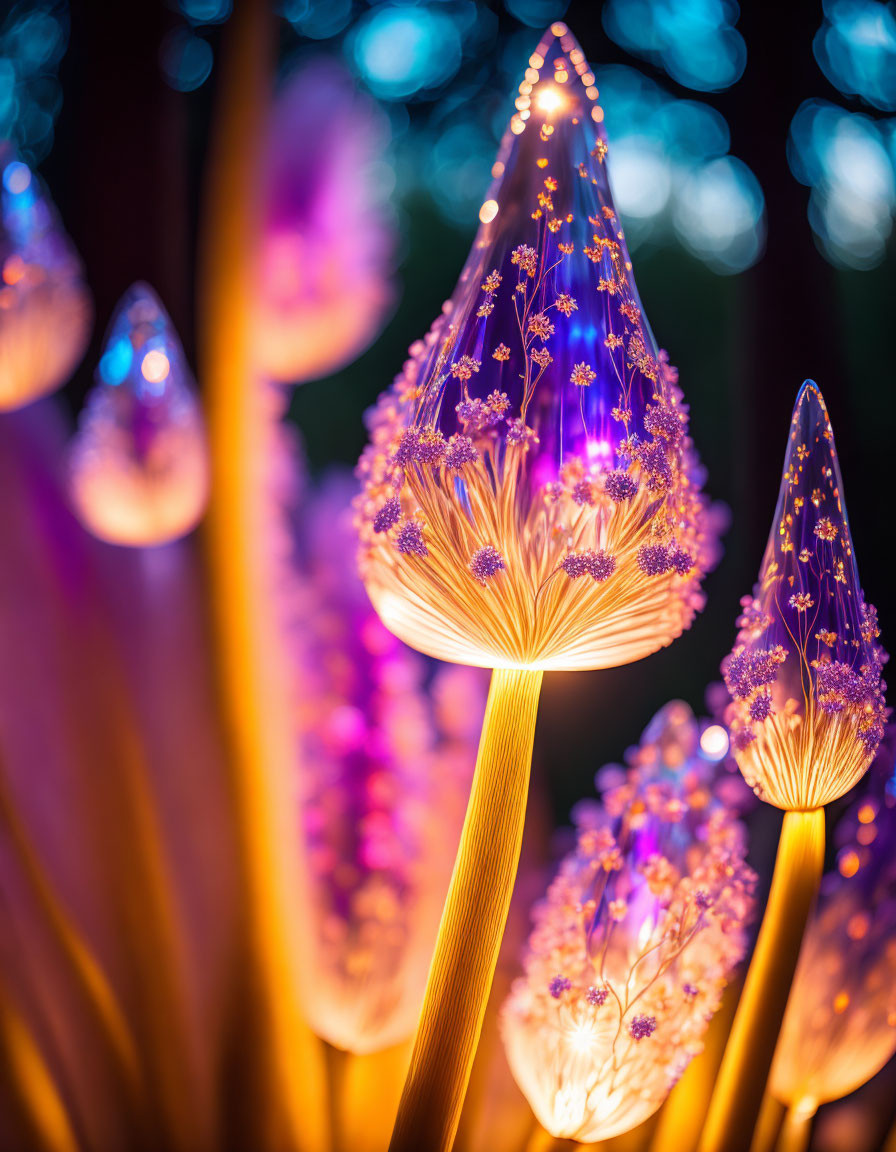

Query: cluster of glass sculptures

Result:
[0,18,892,1152]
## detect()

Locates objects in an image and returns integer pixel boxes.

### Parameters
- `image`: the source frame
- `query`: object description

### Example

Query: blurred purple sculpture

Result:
[0,143,92,411]
[69,283,209,547]
[257,59,395,384]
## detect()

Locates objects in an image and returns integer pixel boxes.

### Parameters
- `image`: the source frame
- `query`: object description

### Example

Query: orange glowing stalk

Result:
[197,1,326,1147]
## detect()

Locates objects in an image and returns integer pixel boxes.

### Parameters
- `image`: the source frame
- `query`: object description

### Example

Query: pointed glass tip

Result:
[723,380,886,809]
[357,25,718,672]
[69,282,209,547]
[0,143,92,412]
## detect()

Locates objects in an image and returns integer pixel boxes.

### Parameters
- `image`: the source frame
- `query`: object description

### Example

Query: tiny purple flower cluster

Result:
[561,549,617,582]
[373,496,402,534]
[603,470,638,503]
[629,1014,657,1041]
[549,975,572,999]
[396,520,428,557]
[637,544,674,576]
[470,545,505,585]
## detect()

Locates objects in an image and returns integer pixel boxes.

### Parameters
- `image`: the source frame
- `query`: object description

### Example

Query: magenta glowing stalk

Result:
[281,472,485,1055]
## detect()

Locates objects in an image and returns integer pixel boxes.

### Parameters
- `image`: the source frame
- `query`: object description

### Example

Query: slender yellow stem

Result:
[0,992,78,1152]
[698,809,824,1152]
[775,1102,815,1152]
[342,1041,411,1152]
[198,1,326,1148]
[389,668,543,1152]
[525,1123,562,1152]
[323,1042,349,1152]
[749,1093,786,1152]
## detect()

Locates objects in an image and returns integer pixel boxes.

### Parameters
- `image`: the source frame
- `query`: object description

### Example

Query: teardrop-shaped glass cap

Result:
[0,143,92,411]
[69,282,209,547]
[408,23,663,472]
[723,381,886,808]
[357,24,717,671]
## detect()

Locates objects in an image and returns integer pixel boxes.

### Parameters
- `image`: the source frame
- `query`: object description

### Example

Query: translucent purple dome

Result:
[357,25,719,670]
[723,382,886,808]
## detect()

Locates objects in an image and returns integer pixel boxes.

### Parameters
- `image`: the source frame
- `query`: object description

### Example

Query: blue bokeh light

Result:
[814,0,896,112]
[281,0,353,42]
[159,29,213,93]
[672,156,766,274]
[0,1,68,163]
[602,0,746,93]
[789,98,896,268]
[99,338,133,387]
[180,0,233,24]
[350,5,463,101]
[503,0,570,30]
[596,65,764,271]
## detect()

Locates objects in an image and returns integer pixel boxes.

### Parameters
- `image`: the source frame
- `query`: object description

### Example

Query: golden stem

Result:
[524,1123,562,1152]
[748,1093,786,1152]
[323,1042,349,1152]
[341,1041,411,1152]
[198,0,326,1148]
[775,1103,815,1152]
[0,990,78,1152]
[389,668,543,1152]
[698,809,824,1152]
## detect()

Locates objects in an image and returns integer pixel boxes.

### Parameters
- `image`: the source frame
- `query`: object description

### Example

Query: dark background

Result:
[30,0,896,825]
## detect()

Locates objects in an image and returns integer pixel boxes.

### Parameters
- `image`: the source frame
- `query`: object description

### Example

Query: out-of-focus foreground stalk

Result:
[197,1,326,1148]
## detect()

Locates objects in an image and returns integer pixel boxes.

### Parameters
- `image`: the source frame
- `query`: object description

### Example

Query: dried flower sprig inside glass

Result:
[700,382,886,1152]
[356,23,720,1152]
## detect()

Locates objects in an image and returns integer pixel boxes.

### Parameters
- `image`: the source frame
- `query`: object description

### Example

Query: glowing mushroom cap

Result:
[284,473,485,1053]
[770,765,896,1110]
[501,700,756,1142]
[356,25,718,671]
[69,282,209,547]
[257,59,395,384]
[723,381,886,809]
[0,143,92,411]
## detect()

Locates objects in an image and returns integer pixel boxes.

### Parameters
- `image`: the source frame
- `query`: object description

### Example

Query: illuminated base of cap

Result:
[0,281,92,412]
[70,459,209,547]
[360,445,709,671]
[299,937,437,1057]
[734,703,873,810]
[501,1007,665,1142]
[255,292,391,385]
